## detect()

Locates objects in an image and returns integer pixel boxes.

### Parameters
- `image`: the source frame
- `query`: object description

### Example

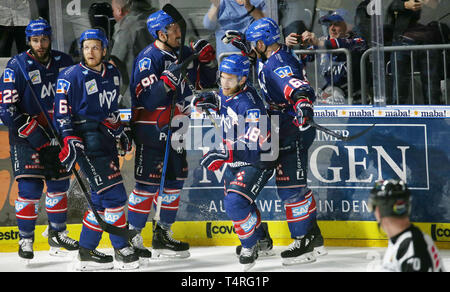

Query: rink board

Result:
[0,221,449,252]
[0,106,449,251]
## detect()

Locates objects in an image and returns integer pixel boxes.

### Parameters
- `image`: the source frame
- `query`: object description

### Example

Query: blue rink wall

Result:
[0,106,449,250]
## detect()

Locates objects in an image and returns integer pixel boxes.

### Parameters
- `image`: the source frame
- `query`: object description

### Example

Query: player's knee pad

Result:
[152,180,183,225]
[224,192,262,247]
[280,188,317,237]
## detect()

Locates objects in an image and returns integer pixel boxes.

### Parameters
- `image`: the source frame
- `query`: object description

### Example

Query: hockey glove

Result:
[190,39,216,63]
[116,125,132,156]
[200,140,233,171]
[17,115,51,151]
[293,97,314,127]
[191,91,220,112]
[222,30,252,55]
[59,136,84,172]
[160,63,182,91]
[39,144,67,179]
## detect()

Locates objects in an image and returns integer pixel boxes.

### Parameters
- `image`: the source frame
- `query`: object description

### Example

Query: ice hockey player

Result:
[0,18,79,262]
[128,9,217,258]
[368,179,446,272]
[195,54,274,271]
[53,28,137,271]
[223,17,327,265]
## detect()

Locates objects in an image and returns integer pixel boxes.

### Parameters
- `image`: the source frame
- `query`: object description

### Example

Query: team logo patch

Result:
[245,109,260,122]
[139,57,152,72]
[85,79,98,95]
[56,79,71,94]
[113,76,120,86]
[3,68,15,83]
[274,66,294,78]
[28,70,42,85]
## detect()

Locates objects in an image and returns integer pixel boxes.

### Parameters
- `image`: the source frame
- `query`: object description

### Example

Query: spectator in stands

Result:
[386,0,444,104]
[286,9,367,104]
[0,1,34,56]
[110,0,156,108]
[203,0,266,61]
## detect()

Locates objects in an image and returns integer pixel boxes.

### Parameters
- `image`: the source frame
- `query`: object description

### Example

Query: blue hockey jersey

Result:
[130,42,217,147]
[256,45,315,136]
[0,50,73,140]
[53,62,122,138]
[217,84,271,166]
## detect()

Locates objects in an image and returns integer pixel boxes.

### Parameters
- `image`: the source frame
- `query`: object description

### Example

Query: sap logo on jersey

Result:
[139,57,152,72]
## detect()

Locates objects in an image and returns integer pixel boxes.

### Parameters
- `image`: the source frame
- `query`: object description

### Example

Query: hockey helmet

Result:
[368,179,411,218]
[219,54,250,78]
[79,28,109,49]
[147,10,175,39]
[25,18,52,41]
[246,17,281,46]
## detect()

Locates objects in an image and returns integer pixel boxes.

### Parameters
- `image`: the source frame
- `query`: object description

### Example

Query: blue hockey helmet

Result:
[246,17,281,46]
[147,10,176,39]
[79,28,109,49]
[219,54,250,78]
[25,18,52,41]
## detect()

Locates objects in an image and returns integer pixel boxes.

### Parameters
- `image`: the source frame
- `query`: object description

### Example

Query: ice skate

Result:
[152,223,190,258]
[48,229,79,257]
[281,233,316,266]
[114,246,140,270]
[239,244,258,271]
[130,232,152,265]
[311,221,327,257]
[236,236,275,257]
[76,246,114,271]
[18,237,34,264]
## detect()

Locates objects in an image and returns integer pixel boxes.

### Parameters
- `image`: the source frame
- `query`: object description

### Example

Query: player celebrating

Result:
[53,28,137,271]
[224,17,326,265]
[0,18,79,261]
[368,179,446,272]
[195,54,274,271]
[128,9,216,258]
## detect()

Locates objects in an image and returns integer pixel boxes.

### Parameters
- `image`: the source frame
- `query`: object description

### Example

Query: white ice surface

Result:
[1,246,449,272]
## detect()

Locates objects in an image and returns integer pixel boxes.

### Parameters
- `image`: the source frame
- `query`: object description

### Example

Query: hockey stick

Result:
[14,57,137,240]
[307,120,375,142]
[153,4,190,226]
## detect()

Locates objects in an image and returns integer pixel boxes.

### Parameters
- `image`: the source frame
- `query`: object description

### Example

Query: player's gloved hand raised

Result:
[191,39,216,63]
[160,63,182,91]
[191,91,220,112]
[17,114,51,151]
[200,140,233,171]
[293,97,314,127]
[222,30,252,55]
[59,136,84,172]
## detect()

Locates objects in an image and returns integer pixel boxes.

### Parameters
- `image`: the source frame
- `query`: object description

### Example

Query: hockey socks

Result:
[128,184,157,230]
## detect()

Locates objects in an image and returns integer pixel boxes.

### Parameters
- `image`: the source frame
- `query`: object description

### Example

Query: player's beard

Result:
[30,45,51,64]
